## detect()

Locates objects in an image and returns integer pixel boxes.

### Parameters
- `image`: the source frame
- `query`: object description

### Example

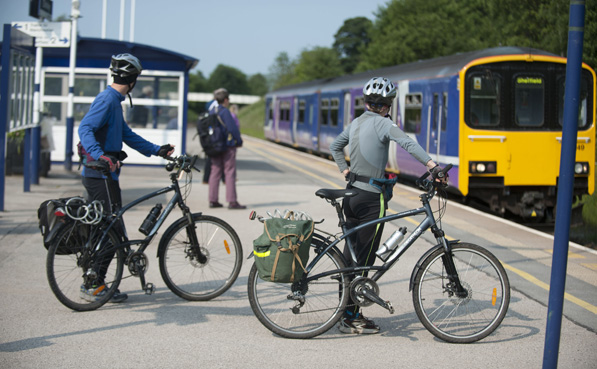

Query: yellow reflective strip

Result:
[253,250,270,257]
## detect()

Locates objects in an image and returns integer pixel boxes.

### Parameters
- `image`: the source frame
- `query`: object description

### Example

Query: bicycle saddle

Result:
[315,188,358,201]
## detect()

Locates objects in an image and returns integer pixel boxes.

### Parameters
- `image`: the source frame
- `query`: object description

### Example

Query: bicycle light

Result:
[54,207,66,217]
[469,161,497,174]
[574,162,589,175]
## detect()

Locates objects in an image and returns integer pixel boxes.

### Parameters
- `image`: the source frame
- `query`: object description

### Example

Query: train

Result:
[264,47,596,221]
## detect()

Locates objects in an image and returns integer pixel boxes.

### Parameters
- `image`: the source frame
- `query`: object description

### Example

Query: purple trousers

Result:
[208,148,238,203]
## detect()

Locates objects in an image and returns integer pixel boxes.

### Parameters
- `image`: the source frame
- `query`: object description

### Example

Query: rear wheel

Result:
[46,223,124,311]
[159,214,243,301]
[412,243,510,343]
[247,235,348,339]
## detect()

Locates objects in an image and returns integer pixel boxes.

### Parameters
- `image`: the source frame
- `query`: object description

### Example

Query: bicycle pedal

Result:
[386,301,395,314]
[144,283,155,295]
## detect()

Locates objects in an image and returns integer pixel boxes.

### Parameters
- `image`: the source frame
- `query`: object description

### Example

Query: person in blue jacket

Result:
[78,53,174,303]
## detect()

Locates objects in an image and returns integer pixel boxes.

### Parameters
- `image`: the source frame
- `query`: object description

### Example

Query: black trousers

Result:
[342,187,386,315]
[82,176,125,285]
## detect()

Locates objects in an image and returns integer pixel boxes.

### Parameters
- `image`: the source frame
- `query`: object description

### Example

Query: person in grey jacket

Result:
[330,77,446,334]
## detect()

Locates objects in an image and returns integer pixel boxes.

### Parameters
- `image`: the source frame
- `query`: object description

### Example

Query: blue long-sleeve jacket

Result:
[78,86,160,179]
[209,105,243,147]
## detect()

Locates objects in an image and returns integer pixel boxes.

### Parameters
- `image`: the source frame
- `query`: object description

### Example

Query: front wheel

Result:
[46,223,124,311]
[412,243,510,343]
[247,234,349,339]
[159,214,242,301]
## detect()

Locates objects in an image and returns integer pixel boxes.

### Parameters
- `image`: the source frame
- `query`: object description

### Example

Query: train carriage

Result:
[265,47,596,220]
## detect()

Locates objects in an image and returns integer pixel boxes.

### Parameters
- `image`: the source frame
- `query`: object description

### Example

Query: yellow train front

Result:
[459,53,595,220]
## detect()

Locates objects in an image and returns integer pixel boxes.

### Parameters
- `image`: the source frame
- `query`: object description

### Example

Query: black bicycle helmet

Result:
[363,77,397,106]
[110,53,142,106]
[110,53,142,78]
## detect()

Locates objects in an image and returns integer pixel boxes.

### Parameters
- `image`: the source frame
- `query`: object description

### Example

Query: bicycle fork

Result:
[437,235,468,298]
[184,212,207,264]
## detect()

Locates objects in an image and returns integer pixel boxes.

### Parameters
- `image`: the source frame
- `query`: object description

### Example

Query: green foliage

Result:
[356,0,597,72]
[577,194,597,227]
[237,98,265,139]
[268,52,297,90]
[333,17,373,74]
[294,47,344,82]
[208,64,250,94]
[248,73,268,96]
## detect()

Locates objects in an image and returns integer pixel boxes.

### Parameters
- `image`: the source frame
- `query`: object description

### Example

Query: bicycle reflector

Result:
[224,240,231,254]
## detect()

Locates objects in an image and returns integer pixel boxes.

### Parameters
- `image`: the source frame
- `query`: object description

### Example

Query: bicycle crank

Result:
[350,277,395,314]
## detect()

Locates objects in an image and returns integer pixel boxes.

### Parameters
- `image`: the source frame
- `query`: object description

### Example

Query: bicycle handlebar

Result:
[84,154,201,176]
[415,164,453,191]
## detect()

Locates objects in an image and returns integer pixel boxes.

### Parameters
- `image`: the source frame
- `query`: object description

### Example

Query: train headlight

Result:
[469,161,497,174]
[574,162,589,175]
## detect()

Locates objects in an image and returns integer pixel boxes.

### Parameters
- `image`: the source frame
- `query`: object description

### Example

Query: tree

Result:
[188,69,209,117]
[208,64,250,94]
[333,17,373,74]
[268,52,297,90]
[293,47,344,83]
[248,73,269,96]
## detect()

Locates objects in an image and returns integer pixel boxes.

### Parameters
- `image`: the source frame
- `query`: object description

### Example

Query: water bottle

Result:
[376,227,407,261]
[139,204,162,235]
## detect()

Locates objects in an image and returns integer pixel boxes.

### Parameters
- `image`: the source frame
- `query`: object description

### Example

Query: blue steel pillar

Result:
[542,1,586,368]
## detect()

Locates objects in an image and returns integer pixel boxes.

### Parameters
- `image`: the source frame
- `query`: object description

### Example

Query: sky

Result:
[0,0,389,77]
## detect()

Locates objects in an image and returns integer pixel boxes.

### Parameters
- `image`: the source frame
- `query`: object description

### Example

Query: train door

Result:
[264,97,275,141]
[273,98,280,141]
[292,96,298,146]
[426,92,439,161]
[343,92,351,129]
[318,92,343,155]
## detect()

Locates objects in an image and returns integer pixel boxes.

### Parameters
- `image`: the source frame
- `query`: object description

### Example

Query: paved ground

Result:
[0,134,595,368]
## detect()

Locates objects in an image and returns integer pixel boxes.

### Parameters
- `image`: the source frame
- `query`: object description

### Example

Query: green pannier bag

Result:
[253,214,314,283]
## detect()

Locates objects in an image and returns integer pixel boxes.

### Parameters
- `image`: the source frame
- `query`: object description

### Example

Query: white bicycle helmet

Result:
[363,77,396,106]
[110,53,143,78]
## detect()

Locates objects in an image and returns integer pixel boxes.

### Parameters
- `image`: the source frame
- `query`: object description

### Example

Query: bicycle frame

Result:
[86,164,204,287]
[306,189,463,294]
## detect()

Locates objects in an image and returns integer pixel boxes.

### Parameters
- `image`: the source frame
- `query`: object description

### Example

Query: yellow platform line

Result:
[544,249,586,258]
[502,262,597,314]
[248,142,597,315]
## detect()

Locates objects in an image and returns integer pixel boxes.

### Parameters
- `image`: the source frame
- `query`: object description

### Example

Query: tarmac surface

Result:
[0,133,596,368]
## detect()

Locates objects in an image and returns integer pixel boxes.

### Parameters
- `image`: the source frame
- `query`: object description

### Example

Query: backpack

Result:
[196,108,229,157]
[252,213,314,283]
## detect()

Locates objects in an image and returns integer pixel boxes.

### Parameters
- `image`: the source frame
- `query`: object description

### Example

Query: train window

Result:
[514,75,544,127]
[320,99,329,125]
[280,101,291,121]
[557,76,591,130]
[267,101,273,121]
[330,98,339,126]
[298,100,306,124]
[404,93,422,133]
[442,93,448,131]
[354,97,365,118]
[467,73,501,127]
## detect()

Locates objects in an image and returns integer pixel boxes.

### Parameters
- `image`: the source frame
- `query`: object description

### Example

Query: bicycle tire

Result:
[247,234,349,339]
[46,223,124,311]
[158,214,242,301]
[412,243,510,343]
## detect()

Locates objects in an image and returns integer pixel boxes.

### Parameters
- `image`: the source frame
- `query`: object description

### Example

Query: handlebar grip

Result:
[84,160,110,174]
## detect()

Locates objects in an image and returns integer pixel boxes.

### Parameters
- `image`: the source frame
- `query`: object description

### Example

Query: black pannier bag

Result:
[37,197,89,255]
